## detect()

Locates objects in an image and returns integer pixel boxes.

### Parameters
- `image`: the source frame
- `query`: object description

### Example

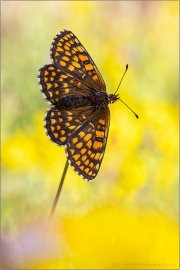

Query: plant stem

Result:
[49,159,69,219]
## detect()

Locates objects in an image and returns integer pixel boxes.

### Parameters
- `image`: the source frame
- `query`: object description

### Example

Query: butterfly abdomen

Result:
[55,93,108,110]
[55,95,92,110]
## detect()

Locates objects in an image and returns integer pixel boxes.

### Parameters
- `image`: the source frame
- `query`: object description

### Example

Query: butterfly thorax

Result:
[55,93,109,110]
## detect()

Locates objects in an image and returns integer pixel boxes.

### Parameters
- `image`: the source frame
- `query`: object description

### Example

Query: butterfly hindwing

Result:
[45,106,96,146]
[66,106,110,180]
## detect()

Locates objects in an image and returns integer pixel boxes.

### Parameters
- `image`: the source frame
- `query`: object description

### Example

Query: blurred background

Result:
[1,1,179,269]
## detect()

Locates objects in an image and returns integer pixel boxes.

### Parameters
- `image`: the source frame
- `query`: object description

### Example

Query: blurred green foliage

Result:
[1,1,179,269]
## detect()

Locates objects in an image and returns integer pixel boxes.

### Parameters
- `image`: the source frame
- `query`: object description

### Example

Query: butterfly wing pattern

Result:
[38,29,118,181]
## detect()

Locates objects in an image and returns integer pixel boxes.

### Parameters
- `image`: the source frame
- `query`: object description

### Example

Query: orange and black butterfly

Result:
[38,30,132,181]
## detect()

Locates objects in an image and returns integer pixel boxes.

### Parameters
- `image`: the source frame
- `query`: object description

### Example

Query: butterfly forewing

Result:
[50,29,106,92]
[39,64,91,105]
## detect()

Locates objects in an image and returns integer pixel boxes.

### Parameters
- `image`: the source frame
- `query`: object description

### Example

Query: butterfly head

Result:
[108,94,119,104]
[108,94,139,118]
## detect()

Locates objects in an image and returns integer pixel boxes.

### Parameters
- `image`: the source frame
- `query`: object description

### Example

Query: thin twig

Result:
[49,159,69,219]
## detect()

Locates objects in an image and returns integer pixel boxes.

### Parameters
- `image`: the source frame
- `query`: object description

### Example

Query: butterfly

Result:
[38,29,130,181]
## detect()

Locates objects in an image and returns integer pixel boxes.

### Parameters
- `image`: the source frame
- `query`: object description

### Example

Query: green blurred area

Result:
[1,1,179,269]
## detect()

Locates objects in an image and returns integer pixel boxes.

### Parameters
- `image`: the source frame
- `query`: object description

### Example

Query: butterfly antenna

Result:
[118,98,139,119]
[114,64,128,95]
[114,64,139,119]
